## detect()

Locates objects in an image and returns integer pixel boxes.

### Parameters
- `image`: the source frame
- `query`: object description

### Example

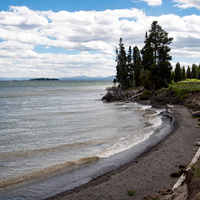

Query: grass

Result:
[182,79,200,82]
[168,79,200,101]
[138,79,200,106]
[169,82,200,92]
[191,159,200,179]
[128,190,135,196]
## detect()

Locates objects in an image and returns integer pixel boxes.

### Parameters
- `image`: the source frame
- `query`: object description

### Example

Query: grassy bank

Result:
[139,79,200,110]
[169,80,200,92]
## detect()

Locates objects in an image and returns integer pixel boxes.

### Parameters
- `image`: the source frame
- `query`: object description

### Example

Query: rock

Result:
[192,111,200,117]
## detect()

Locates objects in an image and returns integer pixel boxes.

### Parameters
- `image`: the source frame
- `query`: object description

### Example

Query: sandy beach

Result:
[46,105,200,200]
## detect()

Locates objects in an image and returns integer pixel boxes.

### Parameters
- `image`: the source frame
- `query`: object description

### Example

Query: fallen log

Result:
[126,93,143,101]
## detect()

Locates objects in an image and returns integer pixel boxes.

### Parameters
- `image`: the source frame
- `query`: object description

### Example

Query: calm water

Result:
[0,81,172,199]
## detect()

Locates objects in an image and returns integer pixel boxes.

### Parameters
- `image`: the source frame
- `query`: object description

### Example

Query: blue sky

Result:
[0,0,200,78]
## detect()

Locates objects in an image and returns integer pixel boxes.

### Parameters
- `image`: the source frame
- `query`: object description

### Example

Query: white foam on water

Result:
[97,105,165,159]
[97,131,154,158]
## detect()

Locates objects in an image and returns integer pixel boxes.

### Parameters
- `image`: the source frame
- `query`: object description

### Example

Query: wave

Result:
[97,131,154,158]
[97,107,164,158]
[0,156,99,189]
[0,111,163,189]
[0,139,106,160]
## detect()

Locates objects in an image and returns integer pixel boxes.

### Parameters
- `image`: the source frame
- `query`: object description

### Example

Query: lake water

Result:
[0,81,173,200]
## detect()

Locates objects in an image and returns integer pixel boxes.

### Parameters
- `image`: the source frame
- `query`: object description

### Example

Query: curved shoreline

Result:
[45,105,200,200]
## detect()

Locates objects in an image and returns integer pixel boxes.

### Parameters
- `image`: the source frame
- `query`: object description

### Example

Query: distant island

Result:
[0,75,115,81]
[30,78,59,81]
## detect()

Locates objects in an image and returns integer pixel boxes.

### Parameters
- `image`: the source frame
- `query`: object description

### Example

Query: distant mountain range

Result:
[0,75,115,81]
[59,75,115,81]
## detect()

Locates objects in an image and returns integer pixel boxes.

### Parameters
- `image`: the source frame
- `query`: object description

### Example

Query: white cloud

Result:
[132,0,162,6]
[140,0,162,6]
[0,6,200,78]
[173,0,200,10]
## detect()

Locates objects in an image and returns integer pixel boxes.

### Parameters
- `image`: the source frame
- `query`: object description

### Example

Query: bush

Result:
[140,90,152,100]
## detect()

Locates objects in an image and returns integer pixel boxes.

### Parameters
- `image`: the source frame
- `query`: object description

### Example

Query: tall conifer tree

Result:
[182,66,186,80]
[141,21,173,89]
[141,31,153,71]
[198,64,200,79]
[187,66,191,79]
[174,62,182,82]
[127,46,134,86]
[192,64,198,79]
[133,46,142,87]
[115,38,129,90]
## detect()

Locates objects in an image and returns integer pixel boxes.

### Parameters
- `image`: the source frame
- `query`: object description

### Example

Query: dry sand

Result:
[47,105,200,200]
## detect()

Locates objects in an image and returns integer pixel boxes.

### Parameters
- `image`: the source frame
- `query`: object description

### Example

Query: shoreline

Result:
[46,105,200,200]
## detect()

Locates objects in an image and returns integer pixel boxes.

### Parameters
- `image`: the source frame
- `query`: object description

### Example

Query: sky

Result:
[0,0,200,78]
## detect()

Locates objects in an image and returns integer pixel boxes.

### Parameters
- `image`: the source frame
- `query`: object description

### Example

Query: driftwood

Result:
[102,87,144,102]
[126,93,143,101]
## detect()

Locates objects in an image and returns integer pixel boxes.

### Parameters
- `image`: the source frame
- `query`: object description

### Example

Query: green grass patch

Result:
[191,159,200,179]
[128,190,135,196]
[169,82,200,92]
[168,81,200,102]
[182,79,200,83]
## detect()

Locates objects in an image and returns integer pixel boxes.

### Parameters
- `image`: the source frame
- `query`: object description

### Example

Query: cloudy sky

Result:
[0,0,200,78]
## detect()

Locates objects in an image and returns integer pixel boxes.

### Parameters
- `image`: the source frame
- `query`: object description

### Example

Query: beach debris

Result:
[102,86,144,102]
[170,170,184,178]
[173,147,200,191]
[167,104,174,108]
[171,165,185,178]
[195,141,200,146]
[192,111,200,117]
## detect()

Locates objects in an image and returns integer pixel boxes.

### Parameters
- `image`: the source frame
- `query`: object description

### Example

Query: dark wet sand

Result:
[46,105,200,200]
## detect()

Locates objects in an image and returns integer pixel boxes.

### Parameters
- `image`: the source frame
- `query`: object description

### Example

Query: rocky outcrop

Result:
[102,86,144,102]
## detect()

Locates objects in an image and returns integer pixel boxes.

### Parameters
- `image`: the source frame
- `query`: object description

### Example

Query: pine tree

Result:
[171,71,175,82]
[186,66,191,79]
[192,63,198,79]
[141,31,153,71]
[127,46,134,87]
[182,66,186,80]
[141,21,173,89]
[174,62,182,83]
[115,38,129,90]
[133,46,142,87]
[198,64,200,79]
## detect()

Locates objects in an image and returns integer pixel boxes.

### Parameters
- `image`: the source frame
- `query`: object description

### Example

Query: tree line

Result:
[114,21,199,91]
[173,62,200,82]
